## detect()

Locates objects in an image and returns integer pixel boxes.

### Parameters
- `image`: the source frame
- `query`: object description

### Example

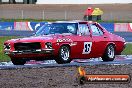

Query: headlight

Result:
[45,42,52,49]
[4,43,11,50]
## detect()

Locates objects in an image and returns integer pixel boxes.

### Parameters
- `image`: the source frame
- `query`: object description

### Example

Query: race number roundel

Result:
[82,42,92,54]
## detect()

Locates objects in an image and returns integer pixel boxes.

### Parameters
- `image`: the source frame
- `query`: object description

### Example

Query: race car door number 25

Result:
[82,42,92,54]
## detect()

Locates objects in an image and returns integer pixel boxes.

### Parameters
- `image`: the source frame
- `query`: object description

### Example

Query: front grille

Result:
[14,42,41,51]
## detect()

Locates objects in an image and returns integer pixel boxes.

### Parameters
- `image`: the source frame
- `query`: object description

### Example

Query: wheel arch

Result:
[60,44,71,51]
[106,42,116,47]
[107,43,116,48]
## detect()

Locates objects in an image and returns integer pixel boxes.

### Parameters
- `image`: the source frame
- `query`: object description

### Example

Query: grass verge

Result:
[0,36,18,62]
[121,43,132,55]
[0,36,131,62]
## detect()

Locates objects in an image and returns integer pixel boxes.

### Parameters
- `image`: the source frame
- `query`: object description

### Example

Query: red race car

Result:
[4,21,126,65]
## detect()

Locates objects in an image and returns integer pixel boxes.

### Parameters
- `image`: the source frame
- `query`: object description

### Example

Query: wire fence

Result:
[0,10,132,21]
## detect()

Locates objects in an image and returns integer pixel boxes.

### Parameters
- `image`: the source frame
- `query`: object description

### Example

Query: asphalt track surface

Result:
[0,55,132,70]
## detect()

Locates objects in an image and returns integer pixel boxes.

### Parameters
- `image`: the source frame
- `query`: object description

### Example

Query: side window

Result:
[78,24,90,36]
[90,24,103,36]
[67,25,76,34]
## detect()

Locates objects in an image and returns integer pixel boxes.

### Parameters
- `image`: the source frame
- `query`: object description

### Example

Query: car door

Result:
[75,23,93,59]
[89,23,108,57]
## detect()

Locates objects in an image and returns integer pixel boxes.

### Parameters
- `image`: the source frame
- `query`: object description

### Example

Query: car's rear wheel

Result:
[102,45,115,61]
[55,45,71,64]
[11,58,26,65]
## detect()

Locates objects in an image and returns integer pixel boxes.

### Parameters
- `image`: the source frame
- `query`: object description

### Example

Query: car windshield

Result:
[35,23,78,36]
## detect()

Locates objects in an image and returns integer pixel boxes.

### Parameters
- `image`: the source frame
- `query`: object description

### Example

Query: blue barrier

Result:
[14,22,47,31]
[0,22,14,30]
[0,22,47,31]
[29,22,47,31]
[0,22,132,42]
[100,23,114,32]
[0,22,114,32]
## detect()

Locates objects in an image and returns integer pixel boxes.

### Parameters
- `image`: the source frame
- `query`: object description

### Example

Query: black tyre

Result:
[102,45,115,61]
[11,58,26,65]
[55,45,71,64]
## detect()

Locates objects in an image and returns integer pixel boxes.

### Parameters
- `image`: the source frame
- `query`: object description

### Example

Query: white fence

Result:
[0,10,132,21]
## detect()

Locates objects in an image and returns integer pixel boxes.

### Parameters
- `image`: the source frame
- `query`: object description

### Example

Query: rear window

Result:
[90,24,103,36]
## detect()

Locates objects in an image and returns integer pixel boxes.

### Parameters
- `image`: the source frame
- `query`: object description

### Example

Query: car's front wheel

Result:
[11,58,26,65]
[102,45,115,61]
[55,45,71,64]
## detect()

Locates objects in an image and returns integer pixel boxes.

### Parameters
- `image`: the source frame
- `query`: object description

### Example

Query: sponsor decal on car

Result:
[70,42,77,46]
[57,38,73,42]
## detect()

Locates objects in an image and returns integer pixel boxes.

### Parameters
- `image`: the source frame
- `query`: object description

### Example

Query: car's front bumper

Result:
[4,49,54,55]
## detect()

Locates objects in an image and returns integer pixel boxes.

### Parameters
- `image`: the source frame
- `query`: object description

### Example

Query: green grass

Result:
[0,36,132,62]
[121,43,132,55]
[0,36,18,62]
